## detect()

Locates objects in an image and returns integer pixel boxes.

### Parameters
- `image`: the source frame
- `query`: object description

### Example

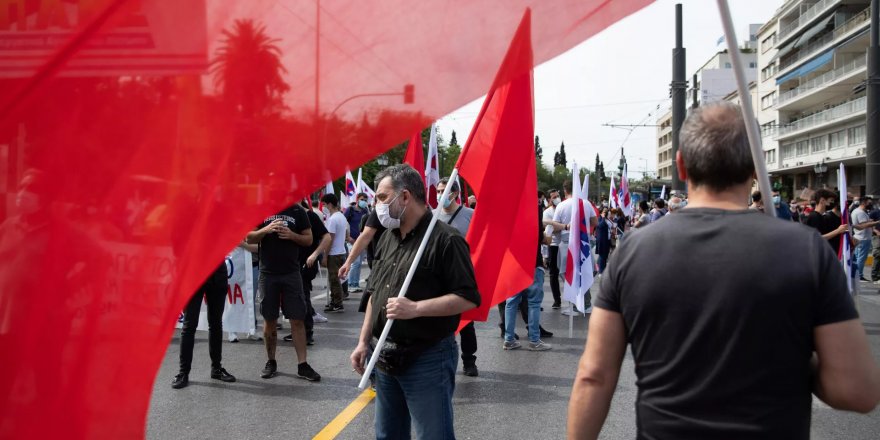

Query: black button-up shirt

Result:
[368,211,480,345]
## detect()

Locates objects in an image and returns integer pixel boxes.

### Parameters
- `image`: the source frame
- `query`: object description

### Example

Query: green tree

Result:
[211,19,289,118]
[534,135,542,163]
[558,142,567,168]
[449,130,459,147]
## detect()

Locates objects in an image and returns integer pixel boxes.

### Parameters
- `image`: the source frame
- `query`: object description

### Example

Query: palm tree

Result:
[211,19,289,117]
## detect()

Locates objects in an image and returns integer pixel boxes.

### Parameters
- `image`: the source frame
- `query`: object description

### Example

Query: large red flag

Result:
[404,131,426,183]
[459,9,537,323]
[0,1,653,437]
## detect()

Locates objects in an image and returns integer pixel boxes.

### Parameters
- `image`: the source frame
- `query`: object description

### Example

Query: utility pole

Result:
[866,0,880,197]
[671,3,687,194]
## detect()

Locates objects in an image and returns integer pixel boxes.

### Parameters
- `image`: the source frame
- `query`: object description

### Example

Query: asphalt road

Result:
[147,272,880,439]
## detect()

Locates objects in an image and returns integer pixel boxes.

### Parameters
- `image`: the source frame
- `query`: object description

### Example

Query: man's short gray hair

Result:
[438,177,460,193]
[679,102,754,191]
[375,164,427,204]
[668,196,683,212]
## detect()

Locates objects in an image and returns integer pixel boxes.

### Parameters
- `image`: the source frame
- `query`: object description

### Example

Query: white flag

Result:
[425,124,440,208]
[563,163,594,312]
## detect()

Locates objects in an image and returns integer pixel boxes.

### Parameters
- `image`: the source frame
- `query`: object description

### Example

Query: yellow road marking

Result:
[312,388,376,440]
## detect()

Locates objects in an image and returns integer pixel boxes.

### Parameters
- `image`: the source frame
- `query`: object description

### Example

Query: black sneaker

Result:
[463,364,479,377]
[329,304,344,313]
[211,367,236,383]
[283,333,293,342]
[551,302,561,309]
[323,304,334,312]
[261,360,277,379]
[297,362,321,382]
[171,372,188,389]
[540,327,554,338]
[307,336,315,346]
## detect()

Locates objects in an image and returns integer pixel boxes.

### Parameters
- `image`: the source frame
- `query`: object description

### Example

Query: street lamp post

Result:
[814,160,828,188]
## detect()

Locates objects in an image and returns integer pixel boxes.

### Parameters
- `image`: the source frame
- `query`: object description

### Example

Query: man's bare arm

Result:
[246,219,283,244]
[852,220,879,231]
[339,227,377,279]
[813,319,880,413]
[279,227,312,247]
[568,308,627,439]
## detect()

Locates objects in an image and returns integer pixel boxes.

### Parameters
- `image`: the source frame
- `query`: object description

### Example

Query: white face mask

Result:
[552,197,561,206]
[376,192,405,229]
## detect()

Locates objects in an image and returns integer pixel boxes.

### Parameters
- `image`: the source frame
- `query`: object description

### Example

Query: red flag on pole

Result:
[458,9,537,323]
[0,1,655,437]
[403,131,425,183]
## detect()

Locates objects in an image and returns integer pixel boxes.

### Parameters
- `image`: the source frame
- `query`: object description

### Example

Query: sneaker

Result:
[539,327,554,338]
[211,367,236,383]
[527,340,552,351]
[230,337,239,343]
[551,302,561,309]
[247,334,263,341]
[283,333,293,342]
[350,287,363,293]
[585,306,593,314]
[261,360,277,379]
[860,277,870,282]
[323,304,334,312]
[297,362,321,382]
[463,364,479,377]
[561,308,578,316]
[503,340,522,350]
[328,304,344,313]
[312,312,328,323]
[171,372,188,389]
[873,280,880,285]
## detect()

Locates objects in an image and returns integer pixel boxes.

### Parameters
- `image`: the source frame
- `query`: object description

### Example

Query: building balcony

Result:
[777,143,865,174]
[778,0,841,44]
[777,96,866,140]
[778,6,870,74]
[777,56,866,110]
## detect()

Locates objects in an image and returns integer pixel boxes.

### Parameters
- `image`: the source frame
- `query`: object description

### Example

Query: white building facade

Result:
[760,0,871,198]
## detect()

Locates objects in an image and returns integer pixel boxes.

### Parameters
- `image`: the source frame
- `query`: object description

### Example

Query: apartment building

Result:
[760,0,871,198]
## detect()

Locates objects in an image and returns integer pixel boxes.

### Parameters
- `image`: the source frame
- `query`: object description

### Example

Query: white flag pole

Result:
[358,167,461,390]
[717,0,775,218]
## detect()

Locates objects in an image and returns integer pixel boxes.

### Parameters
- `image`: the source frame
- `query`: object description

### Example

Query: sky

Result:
[435,0,783,179]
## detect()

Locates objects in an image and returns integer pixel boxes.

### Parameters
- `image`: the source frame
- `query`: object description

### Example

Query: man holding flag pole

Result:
[350,9,542,438]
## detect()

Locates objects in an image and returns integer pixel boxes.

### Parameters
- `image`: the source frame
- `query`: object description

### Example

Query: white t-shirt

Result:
[326,211,348,256]
[543,206,559,246]
[553,198,595,244]
[851,207,871,241]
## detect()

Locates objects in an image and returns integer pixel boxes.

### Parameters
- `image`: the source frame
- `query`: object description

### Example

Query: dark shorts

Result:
[258,271,307,321]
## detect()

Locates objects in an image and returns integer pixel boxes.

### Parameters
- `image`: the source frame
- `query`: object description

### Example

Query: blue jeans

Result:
[375,336,458,440]
[348,252,364,288]
[855,239,872,278]
[505,268,544,343]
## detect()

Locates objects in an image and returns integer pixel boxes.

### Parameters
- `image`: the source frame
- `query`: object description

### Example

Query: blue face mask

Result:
[439,195,454,209]
[772,195,781,206]
[358,200,368,209]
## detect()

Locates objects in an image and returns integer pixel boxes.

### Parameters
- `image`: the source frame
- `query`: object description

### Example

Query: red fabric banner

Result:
[0,1,653,437]
[458,9,537,323]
